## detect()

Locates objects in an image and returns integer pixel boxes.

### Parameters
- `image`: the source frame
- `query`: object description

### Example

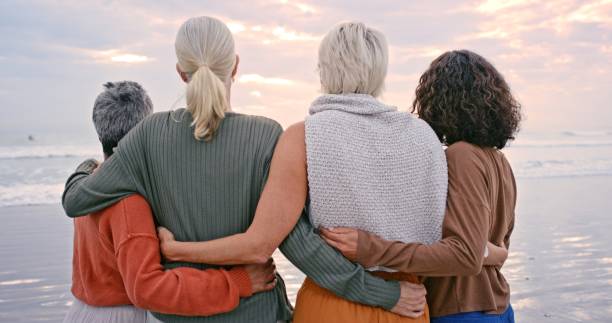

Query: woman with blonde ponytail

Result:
[175,17,236,141]
[62,16,404,323]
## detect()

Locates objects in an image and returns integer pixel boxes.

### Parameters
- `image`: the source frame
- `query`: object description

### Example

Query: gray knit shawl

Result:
[305,94,448,246]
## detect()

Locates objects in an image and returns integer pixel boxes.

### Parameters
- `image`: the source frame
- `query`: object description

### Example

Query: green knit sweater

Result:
[62,109,400,323]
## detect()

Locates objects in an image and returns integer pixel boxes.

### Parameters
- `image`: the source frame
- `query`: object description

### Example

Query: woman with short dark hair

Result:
[320,49,521,323]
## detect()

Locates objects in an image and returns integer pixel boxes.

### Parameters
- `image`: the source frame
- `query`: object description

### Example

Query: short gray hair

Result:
[318,22,388,97]
[92,81,153,156]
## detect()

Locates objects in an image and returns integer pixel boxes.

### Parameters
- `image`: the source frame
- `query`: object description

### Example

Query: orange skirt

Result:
[293,272,429,323]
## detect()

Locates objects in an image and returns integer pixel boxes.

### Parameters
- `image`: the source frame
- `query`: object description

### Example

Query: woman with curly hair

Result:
[320,49,521,323]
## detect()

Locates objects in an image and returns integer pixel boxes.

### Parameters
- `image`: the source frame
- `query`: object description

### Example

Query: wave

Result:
[561,130,612,137]
[2,159,611,207]
[1,131,611,161]
[0,145,100,160]
[513,159,612,179]
[0,183,64,207]
[1,136,612,207]
[509,140,612,148]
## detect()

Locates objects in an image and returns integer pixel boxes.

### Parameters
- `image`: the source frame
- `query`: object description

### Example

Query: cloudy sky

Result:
[1,0,611,138]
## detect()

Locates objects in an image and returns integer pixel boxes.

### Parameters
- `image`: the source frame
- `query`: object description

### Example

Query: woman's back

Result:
[132,109,280,242]
[424,141,516,317]
[63,109,290,323]
[305,94,448,246]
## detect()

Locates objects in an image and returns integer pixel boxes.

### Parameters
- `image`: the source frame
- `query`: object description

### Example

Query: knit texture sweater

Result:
[305,94,448,246]
[62,109,401,323]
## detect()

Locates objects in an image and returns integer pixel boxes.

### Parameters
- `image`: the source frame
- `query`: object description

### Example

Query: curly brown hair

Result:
[412,50,522,149]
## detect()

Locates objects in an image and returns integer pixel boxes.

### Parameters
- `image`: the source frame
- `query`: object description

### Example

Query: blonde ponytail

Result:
[186,65,228,141]
[175,16,236,141]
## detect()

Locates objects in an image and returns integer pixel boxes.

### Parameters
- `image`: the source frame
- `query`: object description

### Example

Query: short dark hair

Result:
[92,81,153,156]
[412,50,522,149]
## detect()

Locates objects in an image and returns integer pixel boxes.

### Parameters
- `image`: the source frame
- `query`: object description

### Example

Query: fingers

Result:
[395,303,426,317]
[405,311,424,319]
[330,227,357,234]
[397,282,427,315]
[261,258,277,282]
[263,277,277,291]
[320,228,345,243]
[391,304,425,318]
[264,266,276,282]
[401,281,427,295]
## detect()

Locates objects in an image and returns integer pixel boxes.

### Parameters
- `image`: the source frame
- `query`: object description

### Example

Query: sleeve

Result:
[354,144,491,277]
[62,121,147,217]
[112,197,251,316]
[279,212,401,310]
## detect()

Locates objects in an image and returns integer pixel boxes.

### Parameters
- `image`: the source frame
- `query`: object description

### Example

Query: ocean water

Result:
[1,129,612,207]
[1,129,612,322]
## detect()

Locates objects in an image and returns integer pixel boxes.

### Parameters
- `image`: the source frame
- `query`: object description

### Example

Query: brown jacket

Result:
[356,141,516,317]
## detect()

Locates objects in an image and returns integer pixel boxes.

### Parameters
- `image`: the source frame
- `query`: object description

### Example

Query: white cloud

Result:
[2,0,612,132]
[227,22,247,33]
[271,26,319,41]
[476,0,536,14]
[566,0,612,25]
[109,53,150,63]
[238,74,294,85]
[87,49,152,64]
[52,46,153,64]
[278,0,318,14]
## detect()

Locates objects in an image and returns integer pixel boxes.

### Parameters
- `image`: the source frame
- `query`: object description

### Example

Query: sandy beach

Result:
[1,176,611,322]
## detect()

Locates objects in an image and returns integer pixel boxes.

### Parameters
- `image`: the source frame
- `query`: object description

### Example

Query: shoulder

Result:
[276,121,305,154]
[406,115,440,141]
[270,122,306,172]
[446,141,483,159]
[99,194,152,218]
[445,142,488,175]
[115,111,171,146]
[138,110,173,127]
[104,195,156,235]
[120,194,152,213]
[283,121,305,140]
[231,114,284,143]
[231,113,283,132]
[305,109,352,127]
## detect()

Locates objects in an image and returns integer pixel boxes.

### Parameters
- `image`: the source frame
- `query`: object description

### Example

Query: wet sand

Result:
[1,176,611,322]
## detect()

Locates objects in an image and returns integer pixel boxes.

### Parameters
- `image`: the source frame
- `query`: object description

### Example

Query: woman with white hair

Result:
[158,22,448,322]
[62,17,406,323]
